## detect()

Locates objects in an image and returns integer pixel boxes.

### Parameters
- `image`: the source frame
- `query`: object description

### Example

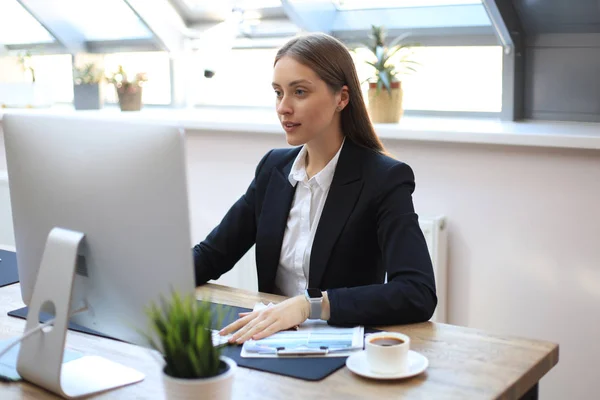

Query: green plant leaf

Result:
[381,45,406,64]
[365,61,378,70]
[379,71,392,95]
[354,24,420,94]
[376,79,383,95]
[375,46,385,63]
[388,31,412,49]
[144,291,224,379]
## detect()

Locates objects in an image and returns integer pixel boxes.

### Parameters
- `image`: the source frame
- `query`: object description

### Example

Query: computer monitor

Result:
[4,113,196,398]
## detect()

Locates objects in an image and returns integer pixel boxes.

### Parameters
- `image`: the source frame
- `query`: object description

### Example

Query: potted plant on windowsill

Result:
[356,25,419,123]
[73,63,105,110]
[106,65,147,111]
[0,51,53,108]
[141,292,236,400]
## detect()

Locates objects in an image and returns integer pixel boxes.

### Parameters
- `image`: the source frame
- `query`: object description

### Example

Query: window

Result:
[0,54,73,104]
[1,51,171,106]
[0,0,55,45]
[193,48,278,107]
[195,45,502,113]
[0,56,28,83]
[48,0,151,41]
[103,51,171,105]
[30,55,75,103]
[351,46,502,113]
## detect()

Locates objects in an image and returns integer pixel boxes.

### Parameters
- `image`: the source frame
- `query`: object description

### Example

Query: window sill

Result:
[1,106,599,151]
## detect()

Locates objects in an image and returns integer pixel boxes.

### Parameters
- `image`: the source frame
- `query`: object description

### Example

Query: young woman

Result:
[193,33,437,344]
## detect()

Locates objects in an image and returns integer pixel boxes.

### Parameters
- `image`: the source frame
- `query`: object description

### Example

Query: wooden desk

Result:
[0,282,558,400]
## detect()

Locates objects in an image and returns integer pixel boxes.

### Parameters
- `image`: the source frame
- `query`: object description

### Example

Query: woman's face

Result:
[272,56,344,147]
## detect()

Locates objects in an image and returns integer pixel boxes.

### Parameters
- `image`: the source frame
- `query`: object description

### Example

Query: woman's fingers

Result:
[235,318,275,343]
[219,312,256,335]
[228,312,268,343]
[251,322,282,341]
[219,296,308,343]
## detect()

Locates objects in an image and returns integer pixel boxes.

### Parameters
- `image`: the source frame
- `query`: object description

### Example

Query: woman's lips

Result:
[282,122,301,133]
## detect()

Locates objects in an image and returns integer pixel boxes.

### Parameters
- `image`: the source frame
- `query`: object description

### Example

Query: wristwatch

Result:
[304,288,323,320]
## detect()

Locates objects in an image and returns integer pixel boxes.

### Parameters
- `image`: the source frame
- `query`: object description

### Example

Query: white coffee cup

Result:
[365,331,410,374]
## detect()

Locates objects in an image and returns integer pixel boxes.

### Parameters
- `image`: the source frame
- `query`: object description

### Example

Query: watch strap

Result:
[309,298,321,319]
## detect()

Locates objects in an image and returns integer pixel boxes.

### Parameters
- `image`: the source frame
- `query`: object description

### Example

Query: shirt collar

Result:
[288,138,345,190]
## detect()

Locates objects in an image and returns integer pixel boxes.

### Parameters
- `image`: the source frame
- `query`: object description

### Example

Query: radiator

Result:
[418,216,448,323]
[216,215,449,323]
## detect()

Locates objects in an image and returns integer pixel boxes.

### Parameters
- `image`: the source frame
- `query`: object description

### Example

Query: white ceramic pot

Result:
[162,356,236,400]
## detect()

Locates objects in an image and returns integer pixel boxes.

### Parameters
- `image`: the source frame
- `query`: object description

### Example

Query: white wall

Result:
[1,124,599,400]
[386,140,600,400]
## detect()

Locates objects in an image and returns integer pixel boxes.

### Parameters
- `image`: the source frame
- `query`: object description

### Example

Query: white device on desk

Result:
[3,113,196,398]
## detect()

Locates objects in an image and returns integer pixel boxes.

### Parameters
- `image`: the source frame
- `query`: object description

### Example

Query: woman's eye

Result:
[295,89,305,96]
[274,90,282,98]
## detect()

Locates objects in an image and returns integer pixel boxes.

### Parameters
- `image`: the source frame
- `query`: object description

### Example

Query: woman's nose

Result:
[277,97,292,115]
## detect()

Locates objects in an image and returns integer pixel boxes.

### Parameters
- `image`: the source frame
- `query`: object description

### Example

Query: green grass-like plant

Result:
[142,292,225,379]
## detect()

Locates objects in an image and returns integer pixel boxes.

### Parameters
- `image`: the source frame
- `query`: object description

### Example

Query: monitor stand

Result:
[16,227,145,399]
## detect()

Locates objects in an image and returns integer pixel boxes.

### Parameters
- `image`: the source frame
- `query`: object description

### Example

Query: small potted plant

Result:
[17,51,36,84]
[106,65,147,111]
[73,63,105,110]
[1,51,53,108]
[142,292,236,400]
[356,25,419,123]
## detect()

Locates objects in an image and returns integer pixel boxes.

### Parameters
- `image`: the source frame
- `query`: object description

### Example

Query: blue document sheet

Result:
[241,319,364,358]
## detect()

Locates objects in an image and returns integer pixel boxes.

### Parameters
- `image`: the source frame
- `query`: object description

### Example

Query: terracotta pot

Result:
[116,86,143,112]
[367,81,403,123]
[162,356,236,400]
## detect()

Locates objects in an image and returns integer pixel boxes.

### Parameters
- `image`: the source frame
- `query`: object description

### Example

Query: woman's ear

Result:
[337,85,350,111]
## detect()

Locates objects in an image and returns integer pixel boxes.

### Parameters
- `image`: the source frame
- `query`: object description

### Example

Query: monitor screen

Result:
[4,113,196,346]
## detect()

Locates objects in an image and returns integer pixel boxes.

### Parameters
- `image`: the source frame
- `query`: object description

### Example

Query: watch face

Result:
[306,288,323,299]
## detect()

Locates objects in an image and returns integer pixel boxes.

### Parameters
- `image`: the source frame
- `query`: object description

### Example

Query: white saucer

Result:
[346,350,428,380]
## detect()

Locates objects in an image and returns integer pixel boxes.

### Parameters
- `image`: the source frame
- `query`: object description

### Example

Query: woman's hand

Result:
[219,295,310,343]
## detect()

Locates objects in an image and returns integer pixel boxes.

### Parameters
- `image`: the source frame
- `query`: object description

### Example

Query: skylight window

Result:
[0,0,55,45]
[49,0,151,41]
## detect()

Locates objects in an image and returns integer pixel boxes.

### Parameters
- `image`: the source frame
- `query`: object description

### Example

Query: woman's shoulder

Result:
[353,147,416,198]
[254,146,302,176]
[353,142,413,178]
[269,146,302,162]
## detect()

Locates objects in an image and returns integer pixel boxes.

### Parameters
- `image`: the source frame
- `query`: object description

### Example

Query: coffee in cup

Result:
[370,336,405,346]
[365,332,410,374]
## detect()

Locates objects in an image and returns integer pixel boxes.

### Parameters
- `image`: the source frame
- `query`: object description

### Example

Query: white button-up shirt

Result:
[274,140,344,297]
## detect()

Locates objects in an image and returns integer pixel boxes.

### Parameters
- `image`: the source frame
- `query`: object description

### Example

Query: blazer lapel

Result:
[255,156,296,293]
[309,140,364,288]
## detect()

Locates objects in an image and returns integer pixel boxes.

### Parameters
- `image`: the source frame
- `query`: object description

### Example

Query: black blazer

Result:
[193,139,437,326]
